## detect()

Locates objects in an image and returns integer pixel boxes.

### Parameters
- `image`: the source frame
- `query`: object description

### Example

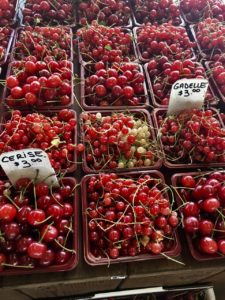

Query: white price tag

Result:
[167,78,209,116]
[0,149,59,187]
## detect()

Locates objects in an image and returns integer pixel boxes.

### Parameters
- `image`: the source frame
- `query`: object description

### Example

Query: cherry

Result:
[40,225,58,242]
[0,204,17,222]
[27,209,46,226]
[199,237,218,254]
[183,216,199,233]
[54,250,71,264]
[27,242,47,259]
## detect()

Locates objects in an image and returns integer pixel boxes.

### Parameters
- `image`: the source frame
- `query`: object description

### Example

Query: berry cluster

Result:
[196,18,225,61]
[0,27,12,64]
[85,173,179,260]
[210,61,225,96]
[6,58,72,107]
[134,0,181,25]
[81,111,159,171]
[0,110,78,172]
[0,177,76,271]
[79,0,131,27]
[77,23,136,64]
[0,0,17,26]
[175,171,225,256]
[136,24,194,61]
[22,0,75,26]
[13,26,72,61]
[147,58,215,106]
[157,109,225,165]
[180,0,225,23]
[83,62,147,108]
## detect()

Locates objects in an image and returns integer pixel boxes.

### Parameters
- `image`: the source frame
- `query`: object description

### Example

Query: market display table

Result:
[0,223,225,299]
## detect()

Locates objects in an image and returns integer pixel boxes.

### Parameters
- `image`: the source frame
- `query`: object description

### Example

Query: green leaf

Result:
[104,45,112,51]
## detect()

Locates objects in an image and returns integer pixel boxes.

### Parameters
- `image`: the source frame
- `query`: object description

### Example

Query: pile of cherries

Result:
[136,23,194,61]
[176,171,225,255]
[83,62,147,107]
[0,0,16,26]
[22,0,75,26]
[147,58,214,106]
[0,27,12,63]
[81,111,158,171]
[133,0,181,25]
[210,61,225,96]
[13,26,72,61]
[196,18,225,61]
[0,109,78,172]
[85,173,179,259]
[6,57,72,107]
[0,177,76,271]
[78,0,131,27]
[157,109,225,164]
[180,0,225,23]
[77,23,135,63]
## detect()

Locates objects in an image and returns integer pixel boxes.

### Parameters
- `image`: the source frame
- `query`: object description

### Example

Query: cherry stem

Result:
[54,239,76,254]
[3,263,34,269]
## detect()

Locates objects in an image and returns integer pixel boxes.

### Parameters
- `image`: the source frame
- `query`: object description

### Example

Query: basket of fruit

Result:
[80,62,149,110]
[81,171,181,265]
[80,109,162,173]
[172,171,225,260]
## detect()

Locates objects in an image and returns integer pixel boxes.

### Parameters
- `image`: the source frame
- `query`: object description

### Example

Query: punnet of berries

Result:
[82,172,180,264]
[172,171,225,259]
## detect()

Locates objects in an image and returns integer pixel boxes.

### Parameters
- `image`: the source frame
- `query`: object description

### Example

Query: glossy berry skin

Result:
[0,204,17,222]
[27,242,47,259]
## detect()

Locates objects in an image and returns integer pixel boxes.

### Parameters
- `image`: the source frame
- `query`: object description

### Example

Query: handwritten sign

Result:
[0,149,59,187]
[167,78,209,116]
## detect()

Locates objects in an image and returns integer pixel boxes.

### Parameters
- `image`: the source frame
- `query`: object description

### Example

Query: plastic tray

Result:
[172,172,225,261]
[80,109,162,173]
[1,109,77,173]
[10,27,74,62]
[0,0,19,27]
[131,4,185,27]
[204,61,225,104]
[77,3,133,29]
[0,177,78,275]
[19,0,76,27]
[78,28,139,65]
[80,62,150,110]
[133,26,196,63]
[2,61,74,110]
[81,170,181,266]
[152,108,225,169]
[143,63,219,108]
[0,28,15,67]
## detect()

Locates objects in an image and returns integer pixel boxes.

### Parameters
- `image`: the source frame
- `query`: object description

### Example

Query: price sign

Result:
[0,149,59,187]
[167,78,209,116]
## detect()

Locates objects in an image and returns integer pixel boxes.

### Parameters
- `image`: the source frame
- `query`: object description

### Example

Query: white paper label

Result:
[167,78,209,116]
[0,149,59,187]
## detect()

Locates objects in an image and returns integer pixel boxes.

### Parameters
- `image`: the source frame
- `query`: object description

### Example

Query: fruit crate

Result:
[152,108,225,169]
[77,28,138,65]
[130,0,185,27]
[19,0,77,27]
[0,177,79,275]
[0,28,15,67]
[10,27,74,62]
[2,61,74,110]
[189,25,209,60]
[80,109,162,173]
[1,109,78,174]
[133,26,196,63]
[77,0,133,29]
[80,62,150,110]
[0,0,19,27]
[172,171,225,261]
[204,61,225,104]
[81,170,181,266]
[143,62,219,108]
